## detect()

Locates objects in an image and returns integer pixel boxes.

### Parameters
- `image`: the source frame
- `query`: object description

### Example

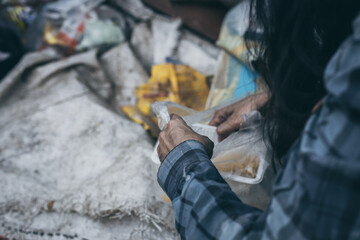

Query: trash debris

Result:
[47,200,55,210]
[206,52,262,108]
[95,4,129,38]
[100,43,149,106]
[76,18,125,51]
[0,53,176,238]
[152,17,182,65]
[177,38,218,76]
[130,18,220,76]
[216,0,261,68]
[122,63,210,135]
[131,22,154,71]
[140,63,209,112]
[42,0,105,51]
[0,49,58,101]
[109,0,154,21]
[28,49,98,89]
[0,2,37,33]
[181,29,221,60]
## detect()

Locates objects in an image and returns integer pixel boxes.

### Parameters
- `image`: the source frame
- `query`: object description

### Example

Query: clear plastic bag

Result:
[211,111,268,184]
[151,102,171,130]
[151,102,268,183]
[151,101,275,209]
[150,102,218,163]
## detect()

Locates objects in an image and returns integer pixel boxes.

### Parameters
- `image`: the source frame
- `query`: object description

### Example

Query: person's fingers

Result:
[238,115,250,130]
[209,112,221,126]
[170,113,182,120]
[157,144,164,162]
[159,113,218,161]
[209,114,223,126]
[169,114,187,125]
[169,114,189,130]
[158,129,177,162]
[157,132,166,162]
[162,119,169,133]
[216,115,242,141]
[209,110,228,126]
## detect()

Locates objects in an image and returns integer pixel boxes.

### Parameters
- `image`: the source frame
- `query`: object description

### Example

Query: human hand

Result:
[209,93,269,141]
[157,114,214,162]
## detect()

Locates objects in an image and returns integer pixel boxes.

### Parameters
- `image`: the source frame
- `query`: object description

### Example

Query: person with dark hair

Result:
[156,0,360,239]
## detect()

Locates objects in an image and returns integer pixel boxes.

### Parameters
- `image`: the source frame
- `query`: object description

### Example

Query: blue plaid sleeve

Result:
[157,140,264,239]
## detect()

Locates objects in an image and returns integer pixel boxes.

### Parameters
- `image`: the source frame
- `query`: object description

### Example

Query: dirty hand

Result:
[157,114,214,162]
[209,93,269,141]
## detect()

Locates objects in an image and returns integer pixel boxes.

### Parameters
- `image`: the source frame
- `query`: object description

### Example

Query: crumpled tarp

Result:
[0,51,177,239]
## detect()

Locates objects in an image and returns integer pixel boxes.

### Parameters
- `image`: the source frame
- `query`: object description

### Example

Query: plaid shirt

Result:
[157,14,360,240]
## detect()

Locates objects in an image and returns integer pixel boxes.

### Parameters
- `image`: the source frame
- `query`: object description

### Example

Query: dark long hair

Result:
[248,0,360,162]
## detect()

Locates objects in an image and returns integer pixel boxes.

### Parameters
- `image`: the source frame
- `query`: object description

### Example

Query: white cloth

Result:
[0,56,176,239]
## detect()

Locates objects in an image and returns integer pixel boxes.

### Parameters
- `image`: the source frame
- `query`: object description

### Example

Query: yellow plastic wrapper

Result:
[122,64,210,136]
[44,23,62,46]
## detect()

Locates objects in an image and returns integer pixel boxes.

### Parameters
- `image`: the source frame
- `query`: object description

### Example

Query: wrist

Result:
[157,140,210,201]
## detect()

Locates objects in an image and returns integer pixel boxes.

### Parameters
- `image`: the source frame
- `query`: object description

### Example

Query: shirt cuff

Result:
[157,140,211,201]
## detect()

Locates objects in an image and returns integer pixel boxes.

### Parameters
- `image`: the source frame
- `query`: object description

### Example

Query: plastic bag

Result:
[150,102,218,163]
[151,101,171,130]
[151,101,275,209]
[151,102,267,183]
[212,111,268,184]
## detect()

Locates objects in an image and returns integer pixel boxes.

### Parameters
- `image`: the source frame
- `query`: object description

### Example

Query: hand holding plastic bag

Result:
[152,101,268,183]
[151,101,275,209]
[151,102,217,162]
[209,93,269,141]
[151,102,171,130]
[157,114,214,162]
